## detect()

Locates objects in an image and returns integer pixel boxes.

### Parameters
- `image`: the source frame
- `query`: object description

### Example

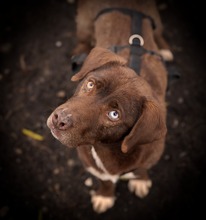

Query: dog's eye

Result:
[108,110,119,121]
[87,81,95,90]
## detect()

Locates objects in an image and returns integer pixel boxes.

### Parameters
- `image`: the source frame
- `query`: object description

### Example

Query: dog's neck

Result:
[77,141,138,176]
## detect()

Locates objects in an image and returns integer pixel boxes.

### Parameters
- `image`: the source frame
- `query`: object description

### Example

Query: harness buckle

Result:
[129,34,144,46]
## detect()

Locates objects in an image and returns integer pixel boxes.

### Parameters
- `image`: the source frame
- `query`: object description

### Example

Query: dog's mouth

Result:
[50,127,60,140]
[47,116,61,140]
[47,115,78,147]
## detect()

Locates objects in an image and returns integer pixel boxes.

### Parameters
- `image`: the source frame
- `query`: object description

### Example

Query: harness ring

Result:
[129,34,144,46]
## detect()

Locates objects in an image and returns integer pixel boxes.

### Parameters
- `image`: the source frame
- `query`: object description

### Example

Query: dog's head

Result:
[47,47,166,153]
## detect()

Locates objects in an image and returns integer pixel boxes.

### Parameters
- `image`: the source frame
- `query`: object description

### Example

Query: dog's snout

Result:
[52,109,73,130]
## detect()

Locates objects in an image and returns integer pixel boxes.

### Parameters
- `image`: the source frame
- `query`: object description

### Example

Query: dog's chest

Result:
[87,146,136,183]
[86,146,119,183]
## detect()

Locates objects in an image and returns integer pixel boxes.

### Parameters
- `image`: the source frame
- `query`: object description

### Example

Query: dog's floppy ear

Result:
[71,47,127,81]
[121,100,167,153]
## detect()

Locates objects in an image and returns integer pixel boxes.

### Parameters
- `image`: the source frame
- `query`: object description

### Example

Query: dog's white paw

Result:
[159,49,174,61]
[91,194,115,213]
[128,179,152,198]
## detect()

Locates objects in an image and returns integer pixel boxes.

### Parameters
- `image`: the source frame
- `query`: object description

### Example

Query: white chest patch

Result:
[87,147,119,183]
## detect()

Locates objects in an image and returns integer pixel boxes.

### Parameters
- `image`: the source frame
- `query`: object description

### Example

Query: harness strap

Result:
[109,45,163,62]
[95,7,156,74]
[95,8,156,30]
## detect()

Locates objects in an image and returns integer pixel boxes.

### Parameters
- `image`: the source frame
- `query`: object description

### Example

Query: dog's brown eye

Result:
[87,81,95,90]
[108,110,119,121]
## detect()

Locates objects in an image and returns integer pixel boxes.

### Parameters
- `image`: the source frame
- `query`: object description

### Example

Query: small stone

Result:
[67,0,75,3]
[54,183,60,192]
[172,118,179,128]
[67,159,75,167]
[178,97,184,104]
[164,154,170,160]
[15,148,23,155]
[179,152,187,158]
[53,168,60,175]
[84,177,93,187]
[56,90,66,98]
[55,41,62,47]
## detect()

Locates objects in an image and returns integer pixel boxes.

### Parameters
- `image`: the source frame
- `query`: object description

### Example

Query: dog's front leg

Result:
[90,180,116,213]
[127,169,152,198]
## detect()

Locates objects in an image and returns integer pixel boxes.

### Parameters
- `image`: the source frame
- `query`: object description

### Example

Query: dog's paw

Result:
[128,179,152,198]
[91,194,115,213]
[159,49,174,61]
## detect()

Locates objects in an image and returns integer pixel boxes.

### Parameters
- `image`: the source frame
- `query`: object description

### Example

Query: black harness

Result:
[72,8,162,75]
[71,8,180,81]
[95,7,162,75]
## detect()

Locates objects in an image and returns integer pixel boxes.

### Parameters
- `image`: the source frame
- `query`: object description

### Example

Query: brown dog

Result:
[47,0,172,213]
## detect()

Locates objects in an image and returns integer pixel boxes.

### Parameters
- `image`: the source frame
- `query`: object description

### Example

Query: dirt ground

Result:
[0,0,206,219]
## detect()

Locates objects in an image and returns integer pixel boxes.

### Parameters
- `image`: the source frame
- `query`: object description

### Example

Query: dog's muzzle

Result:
[51,108,73,131]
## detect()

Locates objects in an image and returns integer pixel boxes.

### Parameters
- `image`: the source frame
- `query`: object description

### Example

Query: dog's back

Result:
[74,0,173,61]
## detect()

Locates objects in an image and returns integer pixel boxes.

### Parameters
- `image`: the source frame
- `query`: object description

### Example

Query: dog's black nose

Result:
[52,109,73,130]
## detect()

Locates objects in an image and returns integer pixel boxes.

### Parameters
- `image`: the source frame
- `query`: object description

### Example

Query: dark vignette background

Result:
[0,0,206,220]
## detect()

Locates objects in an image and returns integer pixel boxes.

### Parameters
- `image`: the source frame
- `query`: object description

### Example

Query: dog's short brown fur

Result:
[47,0,172,213]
